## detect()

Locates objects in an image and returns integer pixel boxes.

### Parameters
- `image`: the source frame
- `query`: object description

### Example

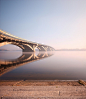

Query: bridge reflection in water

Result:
[0,52,53,76]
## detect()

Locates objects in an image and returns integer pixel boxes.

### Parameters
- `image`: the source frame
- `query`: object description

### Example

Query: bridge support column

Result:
[23,45,34,52]
[37,46,46,51]
[22,44,38,52]
[44,47,55,51]
[51,48,55,51]
[46,47,52,51]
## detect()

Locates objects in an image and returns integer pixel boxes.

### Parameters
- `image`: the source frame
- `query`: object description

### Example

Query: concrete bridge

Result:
[0,30,55,52]
[0,52,53,76]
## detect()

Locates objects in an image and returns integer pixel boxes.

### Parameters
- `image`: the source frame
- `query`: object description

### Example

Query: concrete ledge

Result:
[0,80,86,86]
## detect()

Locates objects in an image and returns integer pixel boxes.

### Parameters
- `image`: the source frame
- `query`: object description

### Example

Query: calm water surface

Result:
[0,51,86,80]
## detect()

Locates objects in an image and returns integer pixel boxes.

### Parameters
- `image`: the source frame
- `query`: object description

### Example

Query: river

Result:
[0,51,86,80]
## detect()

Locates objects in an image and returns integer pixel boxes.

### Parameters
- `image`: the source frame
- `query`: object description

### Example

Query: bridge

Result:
[0,52,53,76]
[0,29,55,52]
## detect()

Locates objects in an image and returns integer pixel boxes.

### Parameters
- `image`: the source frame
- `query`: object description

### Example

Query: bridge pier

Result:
[46,47,52,51]
[22,44,34,52]
[22,44,39,52]
[37,46,46,51]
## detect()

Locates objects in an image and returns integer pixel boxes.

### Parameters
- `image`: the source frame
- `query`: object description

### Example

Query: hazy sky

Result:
[0,0,86,49]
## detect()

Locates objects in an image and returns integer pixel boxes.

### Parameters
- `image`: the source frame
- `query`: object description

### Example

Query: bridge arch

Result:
[0,41,23,51]
[0,40,36,52]
[0,29,55,52]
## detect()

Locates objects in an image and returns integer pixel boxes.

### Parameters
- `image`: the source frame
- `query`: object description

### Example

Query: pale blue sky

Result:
[0,0,86,49]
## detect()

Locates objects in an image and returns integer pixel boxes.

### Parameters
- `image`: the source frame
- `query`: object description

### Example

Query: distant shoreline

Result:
[0,50,21,51]
[56,49,86,51]
[56,50,86,51]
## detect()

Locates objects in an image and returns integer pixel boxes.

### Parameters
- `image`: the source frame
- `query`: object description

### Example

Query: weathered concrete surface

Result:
[0,86,86,99]
[0,80,85,86]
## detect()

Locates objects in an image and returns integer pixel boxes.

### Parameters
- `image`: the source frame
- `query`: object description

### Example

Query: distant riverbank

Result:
[56,49,86,51]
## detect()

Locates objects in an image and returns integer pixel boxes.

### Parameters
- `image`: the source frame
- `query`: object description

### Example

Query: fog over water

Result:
[0,51,86,80]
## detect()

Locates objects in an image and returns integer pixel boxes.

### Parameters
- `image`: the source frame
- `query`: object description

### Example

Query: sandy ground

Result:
[0,80,86,98]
